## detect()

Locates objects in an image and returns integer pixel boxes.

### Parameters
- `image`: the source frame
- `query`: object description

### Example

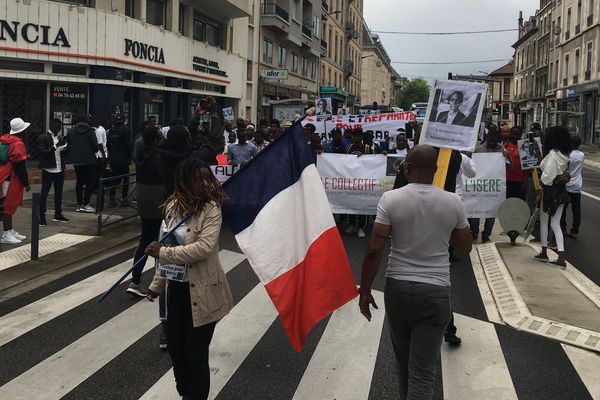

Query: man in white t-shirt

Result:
[561,136,585,238]
[358,145,472,400]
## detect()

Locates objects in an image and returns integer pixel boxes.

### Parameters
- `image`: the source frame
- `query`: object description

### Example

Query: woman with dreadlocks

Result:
[145,157,232,400]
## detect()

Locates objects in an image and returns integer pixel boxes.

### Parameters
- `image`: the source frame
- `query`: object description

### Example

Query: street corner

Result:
[475,241,600,353]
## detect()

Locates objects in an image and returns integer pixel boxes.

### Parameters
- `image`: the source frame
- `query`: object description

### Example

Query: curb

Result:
[476,242,600,353]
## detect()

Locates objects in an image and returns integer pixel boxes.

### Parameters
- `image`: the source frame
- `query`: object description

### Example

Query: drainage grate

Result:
[528,320,543,331]
[584,335,600,347]
[565,330,581,341]
[0,234,93,271]
[546,326,561,336]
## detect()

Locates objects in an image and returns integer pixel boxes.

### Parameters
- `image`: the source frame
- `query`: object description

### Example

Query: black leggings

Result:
[167,281,216,400]
[74,165,96,205]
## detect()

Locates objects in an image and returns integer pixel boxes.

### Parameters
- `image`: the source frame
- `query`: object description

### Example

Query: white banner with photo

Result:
[420,80,488,151]
[460,153,506,218]
[316,154,405,214]
[302,112,416,142]
[210,165,240,184]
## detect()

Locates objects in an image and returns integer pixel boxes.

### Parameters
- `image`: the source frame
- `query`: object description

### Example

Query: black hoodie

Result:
[65,122,99,165]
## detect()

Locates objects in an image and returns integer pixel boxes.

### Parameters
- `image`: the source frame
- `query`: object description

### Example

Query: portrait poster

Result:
[517,138,543,170]
[420,80,488,151]
[222,107,235,121]
[315,98,333,116]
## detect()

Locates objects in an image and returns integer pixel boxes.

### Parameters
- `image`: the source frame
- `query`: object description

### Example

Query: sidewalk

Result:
[581,144,600,169]
[475,224,600,353]
[0,182,140,299]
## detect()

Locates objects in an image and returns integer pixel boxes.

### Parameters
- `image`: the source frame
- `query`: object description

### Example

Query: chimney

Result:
[518,11,523,28]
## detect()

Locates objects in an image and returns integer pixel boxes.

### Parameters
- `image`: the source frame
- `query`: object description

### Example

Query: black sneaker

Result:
[53,214,70,223]
[444,333,462,346]
[39,215,47,226]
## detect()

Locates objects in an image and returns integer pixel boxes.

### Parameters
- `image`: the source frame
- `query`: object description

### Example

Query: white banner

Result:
[420,80,488,151]
[302,112,416,142]
[210,165,240,184]
[316,154,404,214]
[460,153,506,218]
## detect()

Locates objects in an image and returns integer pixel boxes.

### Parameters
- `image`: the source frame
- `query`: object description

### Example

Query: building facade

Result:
[488,63,515,125]
[513,0,599,143]
[360,24,395,109]
[258,0,321,122]
[319,0,363,113]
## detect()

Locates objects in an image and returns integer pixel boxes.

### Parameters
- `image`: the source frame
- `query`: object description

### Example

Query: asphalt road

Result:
[1,218,598,399]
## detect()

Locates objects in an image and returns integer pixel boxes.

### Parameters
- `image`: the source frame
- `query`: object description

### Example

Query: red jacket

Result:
[0,134,28,215]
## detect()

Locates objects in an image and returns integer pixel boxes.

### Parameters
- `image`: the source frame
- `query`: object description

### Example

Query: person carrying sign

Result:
[358,145,472,400]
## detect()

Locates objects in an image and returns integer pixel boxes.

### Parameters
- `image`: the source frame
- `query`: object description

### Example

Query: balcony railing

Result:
[262,2,289,22]
[573,75,579,84]
[585,70,591,80]
[587,15,593,26]
[302,24,312,38]
[322,0,328,12]
[320,39,327,49]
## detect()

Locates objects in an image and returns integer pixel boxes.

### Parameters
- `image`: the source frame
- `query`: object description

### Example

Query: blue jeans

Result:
[469,218,495,239]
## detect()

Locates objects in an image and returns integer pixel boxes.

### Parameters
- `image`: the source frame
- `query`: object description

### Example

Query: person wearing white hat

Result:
[0,117,31,244]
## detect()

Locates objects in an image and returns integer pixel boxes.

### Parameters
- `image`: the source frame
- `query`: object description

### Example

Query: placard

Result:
[517,138,543,170]
[460,153,506,218]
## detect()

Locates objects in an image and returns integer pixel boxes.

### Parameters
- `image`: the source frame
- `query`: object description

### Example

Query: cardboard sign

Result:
[517,138,543,170]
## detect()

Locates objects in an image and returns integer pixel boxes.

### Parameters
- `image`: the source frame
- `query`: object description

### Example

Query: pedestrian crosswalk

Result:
[0,248,598,400]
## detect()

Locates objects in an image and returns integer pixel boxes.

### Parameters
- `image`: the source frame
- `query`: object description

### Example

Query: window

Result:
[334,33,338,63]
[575,49,580,78]
[321,63,325,83]
[567,8,572,33]
[302,57,308,76]
[125,0,134,18]
[262,38,273,64]
[311,62,317,80]
[565,54,570,79]
[291,53,298,73]
[147,0,166,26]
[194,13,223,48]
[247,60,253,80]
[590,0,595,16]
[328,68,332,85]
[577,0,582,26]
[278,46,287,68]
[178,5,186,34]
[328,28,332,58]
[587,42,593,72]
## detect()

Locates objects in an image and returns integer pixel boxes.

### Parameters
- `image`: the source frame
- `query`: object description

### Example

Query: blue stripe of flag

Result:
[222,119,315,235]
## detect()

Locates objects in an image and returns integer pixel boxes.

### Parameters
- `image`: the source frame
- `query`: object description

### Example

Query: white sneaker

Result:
[1,231,22,244]
[345,225,356,234]
[10,229,26,240]
[357,228,366,238]
[81,204,96,213]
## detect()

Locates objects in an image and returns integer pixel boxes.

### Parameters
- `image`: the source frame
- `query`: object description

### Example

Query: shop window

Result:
[146,74,165,86]
[147,0,166,27]
[52,64,87,76]
[144,92,164,126]
[0,60,44,73]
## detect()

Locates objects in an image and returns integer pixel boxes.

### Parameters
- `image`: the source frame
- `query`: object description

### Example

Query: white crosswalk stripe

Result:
[0,249,597,400]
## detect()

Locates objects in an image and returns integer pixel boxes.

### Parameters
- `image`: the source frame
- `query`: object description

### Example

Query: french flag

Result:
[222,120,357,352]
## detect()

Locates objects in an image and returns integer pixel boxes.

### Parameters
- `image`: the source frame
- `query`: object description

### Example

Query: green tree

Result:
[396,78,431,110]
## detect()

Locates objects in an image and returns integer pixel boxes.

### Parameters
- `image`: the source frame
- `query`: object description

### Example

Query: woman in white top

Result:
[535,126,572,268]
[560,135,585,238]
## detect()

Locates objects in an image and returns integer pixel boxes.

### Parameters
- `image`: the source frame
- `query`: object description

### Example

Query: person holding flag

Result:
[145,157,232,400]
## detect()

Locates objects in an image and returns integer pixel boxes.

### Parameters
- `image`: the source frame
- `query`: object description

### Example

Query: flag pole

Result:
[97,212,191,302]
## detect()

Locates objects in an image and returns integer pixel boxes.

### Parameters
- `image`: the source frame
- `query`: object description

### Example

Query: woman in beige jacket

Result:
[146,157,233,400]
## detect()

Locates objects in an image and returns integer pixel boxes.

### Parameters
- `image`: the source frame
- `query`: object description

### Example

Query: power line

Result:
[392,59,508,65]
[371,28,517,35]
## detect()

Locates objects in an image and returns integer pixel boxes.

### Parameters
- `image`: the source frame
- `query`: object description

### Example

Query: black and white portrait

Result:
[429,88,482,128]
[315,98,332,116]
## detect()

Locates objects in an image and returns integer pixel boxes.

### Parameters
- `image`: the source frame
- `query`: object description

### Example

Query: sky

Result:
[363,0,539,82]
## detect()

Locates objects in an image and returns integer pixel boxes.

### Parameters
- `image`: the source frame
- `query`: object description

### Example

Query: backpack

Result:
[0,142,9,164]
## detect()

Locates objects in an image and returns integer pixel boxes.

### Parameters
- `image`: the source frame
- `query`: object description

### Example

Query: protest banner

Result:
[210,164,240,184]
[460,153,506,218]
[301,112,416,142]
[316,154,403,214]
[420,80,488,151]
[517,137,543,169]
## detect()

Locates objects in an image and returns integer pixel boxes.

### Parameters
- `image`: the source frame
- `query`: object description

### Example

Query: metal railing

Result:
[96,172,138,236]
[262,1,289,22]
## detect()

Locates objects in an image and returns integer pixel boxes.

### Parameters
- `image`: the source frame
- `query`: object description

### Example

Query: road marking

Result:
[582,190,600,202]
[469,249,503,325]
[139,283,278,400]
[441,313,517,400]
[293,291,384,400]
[0,300,158,399]
[562,344,600,400]
[0,233,93,271]
[0,258,144,347]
